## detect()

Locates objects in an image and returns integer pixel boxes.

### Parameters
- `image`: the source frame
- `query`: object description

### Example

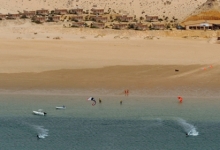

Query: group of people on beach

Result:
[124,89,129,96]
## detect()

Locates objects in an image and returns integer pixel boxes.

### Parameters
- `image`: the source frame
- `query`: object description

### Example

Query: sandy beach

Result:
[0,21,220,96]
[2,1,220,149]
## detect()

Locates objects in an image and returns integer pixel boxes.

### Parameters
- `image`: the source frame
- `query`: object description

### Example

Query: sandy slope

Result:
[0,0,207,20]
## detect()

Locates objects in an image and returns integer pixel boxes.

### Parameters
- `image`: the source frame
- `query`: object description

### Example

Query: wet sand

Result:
[0,65,220,96]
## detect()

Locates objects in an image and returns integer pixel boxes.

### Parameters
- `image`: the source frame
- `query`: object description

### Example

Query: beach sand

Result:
[0,21,220,96]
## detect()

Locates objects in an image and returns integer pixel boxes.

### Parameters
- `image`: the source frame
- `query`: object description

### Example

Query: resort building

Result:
[54,9,68,15]
[134,23,148,30]
[23,11,36,18]
[152,23,165,30]
[145,15,158,22]
[112,23,128,30]
[184,20,220,30]
[69,8,83,15]
[91,8,104,15]
[91,22,105,29]
[52,16,61,22]
[71,16,83,22]
[116,15,133,22]
[72,22,85,28]
[36,9,49,16]
[0,14,6,20]
[32,16,46,23]
[93,16,108,23]
[7,14,20,19]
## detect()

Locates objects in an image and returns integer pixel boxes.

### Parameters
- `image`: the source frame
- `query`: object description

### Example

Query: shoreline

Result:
[0,87,220,98]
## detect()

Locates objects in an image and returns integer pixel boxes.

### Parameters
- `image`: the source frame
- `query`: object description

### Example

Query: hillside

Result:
[0,0,207,21]
[192,0,220,14]
[183,0,220,21]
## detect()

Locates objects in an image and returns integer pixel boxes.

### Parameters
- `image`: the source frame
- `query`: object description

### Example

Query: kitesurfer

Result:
[88,97,96,106]
[37,135,40,139]
[185,133,189,137]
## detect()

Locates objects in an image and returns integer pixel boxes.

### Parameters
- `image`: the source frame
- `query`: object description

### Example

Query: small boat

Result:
[33,109,47,116]
[56,106,66,110]
[37,135,42,139]
[37,134,47,139]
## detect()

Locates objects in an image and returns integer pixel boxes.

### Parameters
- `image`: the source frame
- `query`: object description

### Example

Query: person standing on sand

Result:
[124,90,127,96]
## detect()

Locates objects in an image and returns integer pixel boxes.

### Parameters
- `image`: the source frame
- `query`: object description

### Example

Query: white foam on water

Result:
[33,125,49,139]
[177,118,199,136]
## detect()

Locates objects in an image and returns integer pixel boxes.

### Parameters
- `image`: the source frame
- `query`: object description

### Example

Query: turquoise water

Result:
[0,93,220,150]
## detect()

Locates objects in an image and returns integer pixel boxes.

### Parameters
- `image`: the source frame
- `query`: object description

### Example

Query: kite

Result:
[88,97,96,106]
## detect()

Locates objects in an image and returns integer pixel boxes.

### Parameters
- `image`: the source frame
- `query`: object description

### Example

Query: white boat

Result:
[56,106,66,110]
[33,109,47,116]
[37,134,48,139]
[37,135,44,139]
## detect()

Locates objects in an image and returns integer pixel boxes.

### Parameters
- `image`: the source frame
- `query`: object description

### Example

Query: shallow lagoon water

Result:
[0,93,220,150]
